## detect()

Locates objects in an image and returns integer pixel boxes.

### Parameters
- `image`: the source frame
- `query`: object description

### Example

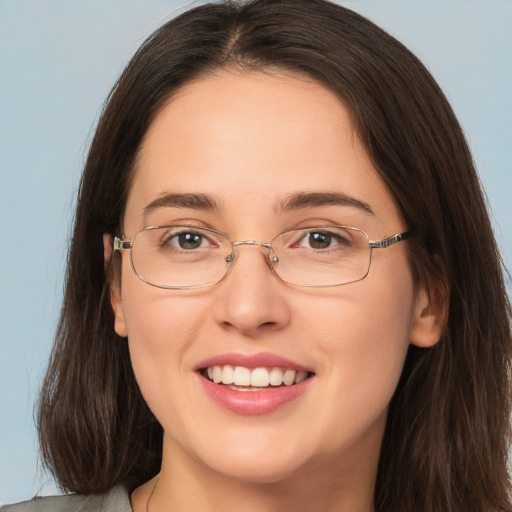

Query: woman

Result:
[3,0,511,510]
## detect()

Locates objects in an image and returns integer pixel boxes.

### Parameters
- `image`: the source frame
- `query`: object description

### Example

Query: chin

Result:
[210,457,308,485]
[187,432,314,485]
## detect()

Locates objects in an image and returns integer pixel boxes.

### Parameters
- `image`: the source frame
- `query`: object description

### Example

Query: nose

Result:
[212,243,291,337]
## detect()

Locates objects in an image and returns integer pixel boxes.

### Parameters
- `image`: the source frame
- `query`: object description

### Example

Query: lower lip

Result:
[198,375,312,415]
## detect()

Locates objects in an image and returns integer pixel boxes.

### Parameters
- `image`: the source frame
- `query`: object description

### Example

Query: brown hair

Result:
[38,1,512,510]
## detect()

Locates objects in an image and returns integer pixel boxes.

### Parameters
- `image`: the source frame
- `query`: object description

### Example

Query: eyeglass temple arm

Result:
[113,237,132,251]
[369,231,411,250]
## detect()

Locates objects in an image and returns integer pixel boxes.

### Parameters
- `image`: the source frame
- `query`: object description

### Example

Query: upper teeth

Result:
[206,365,308,387]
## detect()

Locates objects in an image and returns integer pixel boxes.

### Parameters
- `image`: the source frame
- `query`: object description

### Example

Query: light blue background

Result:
[1,0,511,505]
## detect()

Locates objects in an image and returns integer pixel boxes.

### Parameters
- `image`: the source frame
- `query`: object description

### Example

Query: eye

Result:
[163,230,212,250]
[298,230,351,250]
[306,231,334,249]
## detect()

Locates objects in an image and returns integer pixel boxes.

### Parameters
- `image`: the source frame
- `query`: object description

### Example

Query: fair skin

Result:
[107,70,443,512]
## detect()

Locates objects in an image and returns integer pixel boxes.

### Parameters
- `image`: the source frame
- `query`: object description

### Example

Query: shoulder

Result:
[1,485,132,512]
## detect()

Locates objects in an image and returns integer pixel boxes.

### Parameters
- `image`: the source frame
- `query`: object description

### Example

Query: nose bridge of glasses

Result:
[226,240,276,265]
[231,240,272,249]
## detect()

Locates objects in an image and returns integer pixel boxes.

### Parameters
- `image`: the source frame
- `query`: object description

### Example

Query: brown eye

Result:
[162,231,208,250]
[308,232,332,249]
[177,232,204,250]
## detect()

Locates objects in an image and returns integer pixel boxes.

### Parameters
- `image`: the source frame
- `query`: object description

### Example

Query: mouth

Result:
[195,353,315,414]
[200,365,313,391]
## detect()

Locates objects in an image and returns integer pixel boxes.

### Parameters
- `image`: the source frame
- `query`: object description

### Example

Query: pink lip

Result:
[198,374,313,415]
[195,352,312,372]
[195,352,314,415]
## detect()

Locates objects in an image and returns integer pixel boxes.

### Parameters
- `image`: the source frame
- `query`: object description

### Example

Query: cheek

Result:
[308,290,411,391]
[303,261,414,439]
[305,268,413,362]
[120,249,206,353]
[119,278,209,415]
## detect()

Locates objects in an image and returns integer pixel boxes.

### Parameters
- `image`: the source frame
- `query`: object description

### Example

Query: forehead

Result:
[125,70,402,232]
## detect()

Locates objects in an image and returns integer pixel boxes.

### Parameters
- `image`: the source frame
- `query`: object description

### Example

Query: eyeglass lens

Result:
[128,225,372,289]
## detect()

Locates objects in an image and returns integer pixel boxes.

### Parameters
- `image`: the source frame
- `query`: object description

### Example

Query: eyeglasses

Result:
[113,225,410,289]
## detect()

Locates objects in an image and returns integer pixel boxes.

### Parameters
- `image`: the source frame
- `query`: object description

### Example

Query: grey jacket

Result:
[1,486,132,512]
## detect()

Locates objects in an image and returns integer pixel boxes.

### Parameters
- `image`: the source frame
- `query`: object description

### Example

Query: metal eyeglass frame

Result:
[113,226,411,289]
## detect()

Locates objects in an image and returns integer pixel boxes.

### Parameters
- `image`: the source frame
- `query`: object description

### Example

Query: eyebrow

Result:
[143,193,220,217]
[142,191,374,218]
[278,192,374,215]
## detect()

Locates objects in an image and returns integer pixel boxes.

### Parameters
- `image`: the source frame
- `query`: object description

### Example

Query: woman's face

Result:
[112,71,436,486]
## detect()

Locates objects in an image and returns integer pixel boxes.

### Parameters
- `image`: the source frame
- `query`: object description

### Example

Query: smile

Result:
[204,365,310,389]
[196,353,315,414]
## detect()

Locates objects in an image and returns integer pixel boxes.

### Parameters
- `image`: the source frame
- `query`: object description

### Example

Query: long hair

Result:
[38,1,512,510]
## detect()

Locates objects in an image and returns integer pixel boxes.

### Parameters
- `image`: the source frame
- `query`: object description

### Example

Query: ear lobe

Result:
[103,233,128,338]
[111,285,128,338]
[409,281,447,348]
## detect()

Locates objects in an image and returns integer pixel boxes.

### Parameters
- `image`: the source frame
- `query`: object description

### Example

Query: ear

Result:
[103,233,128,338]
[409,280,447,348]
